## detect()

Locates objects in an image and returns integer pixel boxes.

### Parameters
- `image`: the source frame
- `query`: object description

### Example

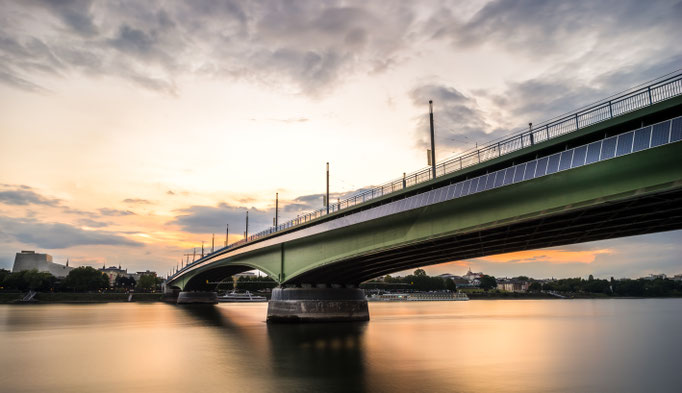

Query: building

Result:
[463,268,483,282]
[129,270,157,281]
[12,250,74,278]
[496,279,530,292]
[99,265,129,285]
[644,274,667,280]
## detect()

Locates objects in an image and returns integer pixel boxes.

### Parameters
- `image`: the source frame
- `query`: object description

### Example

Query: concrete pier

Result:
[176,291,218,305]
[267,287,369,323]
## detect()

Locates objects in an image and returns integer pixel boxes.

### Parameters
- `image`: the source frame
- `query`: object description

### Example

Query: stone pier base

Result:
[160,287,180,303]
[267,287,369,323]
[176,291,218,305]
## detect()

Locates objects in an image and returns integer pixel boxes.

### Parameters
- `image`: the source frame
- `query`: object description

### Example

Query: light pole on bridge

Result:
[245,210,249,240]
[429,100,436,179]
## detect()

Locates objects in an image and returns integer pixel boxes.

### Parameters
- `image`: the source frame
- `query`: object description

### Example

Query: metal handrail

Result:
[167,72,682,280]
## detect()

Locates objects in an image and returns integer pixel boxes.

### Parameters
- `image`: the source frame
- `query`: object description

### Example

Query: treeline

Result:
[217,275,278,291]
[362,269,457,291]
[360,269,499,291]
[0,267,162,292]
[534,276,682,297]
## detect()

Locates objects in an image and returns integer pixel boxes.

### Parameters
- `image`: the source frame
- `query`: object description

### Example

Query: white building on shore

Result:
[12,250,73,278]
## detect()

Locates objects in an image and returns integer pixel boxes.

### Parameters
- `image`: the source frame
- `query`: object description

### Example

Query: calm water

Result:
[1,299,681,393]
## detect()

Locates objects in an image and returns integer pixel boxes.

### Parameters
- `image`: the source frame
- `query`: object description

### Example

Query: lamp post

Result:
[429,100,436,179]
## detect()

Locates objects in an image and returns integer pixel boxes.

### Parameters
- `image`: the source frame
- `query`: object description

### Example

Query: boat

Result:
[217,290,267,303]
[367,291,469,302]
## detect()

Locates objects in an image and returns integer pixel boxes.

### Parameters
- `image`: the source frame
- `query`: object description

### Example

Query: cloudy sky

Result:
[1,0,680,279]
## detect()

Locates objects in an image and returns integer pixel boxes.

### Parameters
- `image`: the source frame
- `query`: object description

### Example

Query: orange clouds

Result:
[481,249,614,264]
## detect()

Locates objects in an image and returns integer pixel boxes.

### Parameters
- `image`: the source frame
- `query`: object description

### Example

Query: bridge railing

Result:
[256,73,682,237]
[167,73,682,281]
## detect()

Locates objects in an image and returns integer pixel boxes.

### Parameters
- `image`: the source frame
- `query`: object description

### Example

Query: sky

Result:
[0,0,680,280]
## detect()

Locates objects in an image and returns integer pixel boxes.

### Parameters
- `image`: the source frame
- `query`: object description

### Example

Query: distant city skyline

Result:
[1,0,680,279]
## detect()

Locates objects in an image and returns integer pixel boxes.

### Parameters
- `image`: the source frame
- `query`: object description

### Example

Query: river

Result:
[1,299,680,393]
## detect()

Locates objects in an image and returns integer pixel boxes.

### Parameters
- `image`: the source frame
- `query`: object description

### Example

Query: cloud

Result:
[409,84,510,153]
[482,54,682,127]
[0,215,143,249]
[32,0,99,37]
[77,218,111,228]
[123,198,152,205]
[0,1,416,96]
[282,187,373,214]
[170,202,271,235]
[432,0,681,56]
[476,248,614,265]
[0,185,61,206]
[98,208,135,216]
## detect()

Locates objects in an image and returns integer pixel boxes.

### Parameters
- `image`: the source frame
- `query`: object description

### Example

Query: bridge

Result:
[164,73,682,322]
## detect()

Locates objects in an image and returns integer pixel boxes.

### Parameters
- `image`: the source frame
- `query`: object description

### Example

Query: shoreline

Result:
[2,292,681,304]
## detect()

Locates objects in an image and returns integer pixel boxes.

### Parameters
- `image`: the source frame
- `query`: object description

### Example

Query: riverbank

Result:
[0,292,162,303]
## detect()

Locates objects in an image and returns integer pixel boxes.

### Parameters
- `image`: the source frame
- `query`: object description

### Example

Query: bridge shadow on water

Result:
[266,322,369,392]
[177,306,370,393]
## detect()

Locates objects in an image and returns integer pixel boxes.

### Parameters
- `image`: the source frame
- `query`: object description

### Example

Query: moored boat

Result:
[217,290,267,302]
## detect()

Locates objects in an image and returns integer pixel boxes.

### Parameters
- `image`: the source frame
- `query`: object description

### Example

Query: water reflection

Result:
[1,300,681,393]
[267,322,368,393]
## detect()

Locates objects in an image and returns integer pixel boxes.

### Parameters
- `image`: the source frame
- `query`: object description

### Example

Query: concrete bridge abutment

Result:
[266,287,369,323]
[176,291,218,305]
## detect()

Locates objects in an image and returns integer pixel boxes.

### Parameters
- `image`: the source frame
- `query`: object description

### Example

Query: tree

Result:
[444,278,457,291]
[528,282,542,291]
[479,275,497,291]
[115,275,136,289]
[1,270,56,291]
[414,269,426,277]
[0,269,11,289]
[136,274,157,291]
[63,267,109,292]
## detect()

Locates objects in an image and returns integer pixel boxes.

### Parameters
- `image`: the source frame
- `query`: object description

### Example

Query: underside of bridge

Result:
[293,187,682,284]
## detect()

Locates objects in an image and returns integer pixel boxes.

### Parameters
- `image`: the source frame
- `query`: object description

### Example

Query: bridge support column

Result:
[160,286,180,303]
[267,287,369,323]
[176,291,218,305]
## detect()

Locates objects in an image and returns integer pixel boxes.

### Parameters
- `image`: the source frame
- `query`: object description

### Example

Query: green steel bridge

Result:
[166,74,682,295]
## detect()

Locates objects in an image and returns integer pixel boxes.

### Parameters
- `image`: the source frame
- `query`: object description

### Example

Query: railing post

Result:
[497,142,501,157]
[648,87,653,104]
[545,125,550,141]
[459,157,462,170]
[575,113,579,130]
[608,101,613,118]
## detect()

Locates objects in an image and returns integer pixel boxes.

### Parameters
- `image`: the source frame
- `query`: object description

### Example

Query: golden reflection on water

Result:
[1,299,680,393]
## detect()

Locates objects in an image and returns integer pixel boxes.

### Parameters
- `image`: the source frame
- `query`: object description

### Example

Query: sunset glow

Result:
[1,0,680,279]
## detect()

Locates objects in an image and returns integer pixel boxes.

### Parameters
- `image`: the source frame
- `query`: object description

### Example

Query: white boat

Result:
[368,291,469,302]
[217,291,267,303]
